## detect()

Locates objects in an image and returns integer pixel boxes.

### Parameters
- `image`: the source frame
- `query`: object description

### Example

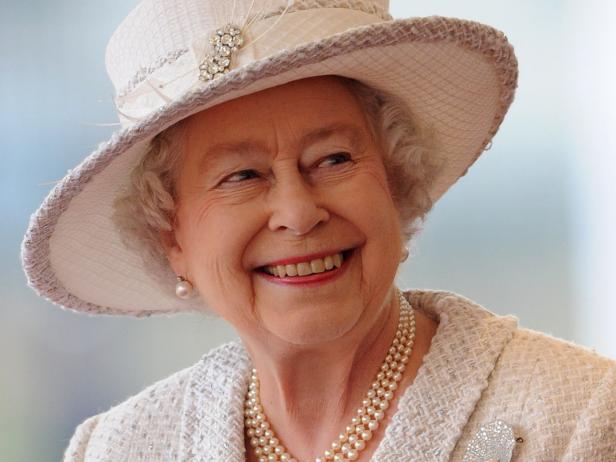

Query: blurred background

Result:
[2,1,615,460]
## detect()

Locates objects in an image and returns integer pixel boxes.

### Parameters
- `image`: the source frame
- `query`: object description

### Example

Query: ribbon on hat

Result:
[111,0,389,125]
[114,0,291,123]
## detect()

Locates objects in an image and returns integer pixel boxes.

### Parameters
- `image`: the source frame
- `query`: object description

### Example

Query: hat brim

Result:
[21,16,517,316]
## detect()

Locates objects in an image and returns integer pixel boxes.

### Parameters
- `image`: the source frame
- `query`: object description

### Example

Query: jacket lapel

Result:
[179,340,252,462]
[372,290,518,462]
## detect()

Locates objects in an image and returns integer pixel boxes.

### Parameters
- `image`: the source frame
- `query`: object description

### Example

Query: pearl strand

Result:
[244,290,416,462]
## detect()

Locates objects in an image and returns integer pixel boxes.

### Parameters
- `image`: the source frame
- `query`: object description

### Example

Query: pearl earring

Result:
[175,276,193,299]
[400,247,410,262]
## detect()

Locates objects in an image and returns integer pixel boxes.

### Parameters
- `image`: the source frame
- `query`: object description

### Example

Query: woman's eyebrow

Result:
[199,141,269,173]
[199,122,366,171]
[298,122,366,151]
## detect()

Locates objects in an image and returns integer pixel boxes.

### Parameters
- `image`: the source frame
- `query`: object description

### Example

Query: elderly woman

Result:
[21,1,615,461]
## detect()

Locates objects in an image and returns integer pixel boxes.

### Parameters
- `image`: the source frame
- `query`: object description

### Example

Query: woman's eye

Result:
[317,152,352,167]
[220,169,260,185]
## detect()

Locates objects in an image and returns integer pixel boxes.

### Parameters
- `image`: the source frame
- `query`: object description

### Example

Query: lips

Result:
[262,252,343,278]
[255,248,355,279]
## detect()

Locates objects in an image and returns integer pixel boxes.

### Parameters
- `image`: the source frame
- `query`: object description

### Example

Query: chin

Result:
[261,299,363,347]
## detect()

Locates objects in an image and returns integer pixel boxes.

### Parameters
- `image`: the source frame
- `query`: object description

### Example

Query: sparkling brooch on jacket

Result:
[199,24,244,81]
[463,420,517,462]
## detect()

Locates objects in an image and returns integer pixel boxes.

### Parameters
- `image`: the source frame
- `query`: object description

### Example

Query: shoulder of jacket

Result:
[502,328,616,459]
[63,363,194,461]
[508,325,615,373]
[493,325,615,412]
[63,340,245,461]
[94,339,243,420]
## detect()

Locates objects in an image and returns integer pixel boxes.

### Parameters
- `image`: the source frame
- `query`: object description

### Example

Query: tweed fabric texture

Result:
[21,0,519,317]
[63,290,616,461]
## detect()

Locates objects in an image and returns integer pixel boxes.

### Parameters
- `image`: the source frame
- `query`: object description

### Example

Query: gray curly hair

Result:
[112,77,442,282]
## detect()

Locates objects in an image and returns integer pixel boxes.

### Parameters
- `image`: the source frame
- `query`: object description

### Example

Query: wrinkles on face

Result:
[359,157,394,204]
[167,76,403,347]
[205,181,269,206]
[312,152,381,191]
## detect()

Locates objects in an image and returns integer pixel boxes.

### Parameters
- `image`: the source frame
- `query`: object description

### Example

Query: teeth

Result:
[297,262,311,276]
[262,252,346,278]
[333,253,342,268]
[310,259,325,273]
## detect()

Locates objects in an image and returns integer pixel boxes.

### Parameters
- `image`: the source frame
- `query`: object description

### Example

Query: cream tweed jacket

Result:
[64,290,616,461]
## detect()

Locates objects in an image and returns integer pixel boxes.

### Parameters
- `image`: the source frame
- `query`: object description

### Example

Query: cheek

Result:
[365,168,401,238]
[336,159,400,241]
[335,162,402,281]
[178,198,265,314]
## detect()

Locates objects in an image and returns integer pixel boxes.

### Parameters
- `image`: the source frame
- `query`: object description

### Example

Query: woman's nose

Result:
[267,171,330,236]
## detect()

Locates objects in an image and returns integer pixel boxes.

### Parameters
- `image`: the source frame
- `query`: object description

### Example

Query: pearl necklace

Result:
[244,290,416,462]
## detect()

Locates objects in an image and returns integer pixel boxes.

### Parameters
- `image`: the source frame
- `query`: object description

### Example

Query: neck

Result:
[240,288,401,460]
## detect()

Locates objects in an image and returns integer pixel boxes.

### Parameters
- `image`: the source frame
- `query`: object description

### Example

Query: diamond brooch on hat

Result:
[463,420,518,462]
[199,24,244,81]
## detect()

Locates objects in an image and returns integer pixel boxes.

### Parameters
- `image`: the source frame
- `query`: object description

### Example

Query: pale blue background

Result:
[2,1,614,460]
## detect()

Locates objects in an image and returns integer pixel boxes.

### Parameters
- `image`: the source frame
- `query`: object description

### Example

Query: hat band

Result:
[115,7,387,126]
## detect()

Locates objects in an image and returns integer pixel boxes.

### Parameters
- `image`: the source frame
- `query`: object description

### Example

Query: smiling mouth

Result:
[257,249,355,278]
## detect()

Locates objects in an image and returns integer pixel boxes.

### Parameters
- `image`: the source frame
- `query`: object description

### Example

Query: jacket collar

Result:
[178,289,518,461]
[178,338,252,461]
[371,290,518,461]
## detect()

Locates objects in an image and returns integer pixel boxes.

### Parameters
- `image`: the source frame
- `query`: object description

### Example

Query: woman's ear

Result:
[160,228,186,276]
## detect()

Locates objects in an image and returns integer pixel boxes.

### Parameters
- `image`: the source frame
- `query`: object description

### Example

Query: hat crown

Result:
[106,0,391,101]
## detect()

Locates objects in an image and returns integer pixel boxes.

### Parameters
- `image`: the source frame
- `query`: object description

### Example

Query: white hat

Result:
[21,0,518,316]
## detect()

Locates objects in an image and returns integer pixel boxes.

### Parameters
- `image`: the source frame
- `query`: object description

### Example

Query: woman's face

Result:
[166,76,404,346]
